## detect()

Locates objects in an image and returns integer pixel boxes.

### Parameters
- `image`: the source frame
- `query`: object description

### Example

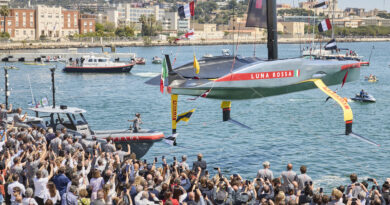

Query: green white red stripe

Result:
[295,69,300,77]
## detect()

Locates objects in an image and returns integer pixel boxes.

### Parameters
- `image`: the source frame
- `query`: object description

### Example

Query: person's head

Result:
[117,144,122,150]
[13,186,21,197]
[188,191,195,200]
[106,137,112,143]
[300,165,307,174]
[79,189,88,198]
[322,195,330,204]
[337,185,345,193]
[0,104,5,109]
[263,161,270,168]
[58,166,66,174]
[97,189,104,199]
[313,193,322,205]
[47,181,57,197]
[332,189,343,201]
[25,188,34,198]
[17,108,22,114]
[287,163,293,171]
[69,185,78,195]
[135,113,141,118]
[350,173,358,183]
[197,153,203,161]
[61,127,67,133]
[12,174,19,182]
[44,199,54,205]
[93,169,101,178]
[182,155,187,161]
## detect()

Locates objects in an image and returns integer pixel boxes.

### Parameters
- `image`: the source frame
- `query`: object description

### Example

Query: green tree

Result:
[139,14,161,36]
[0,6,9,35]
[115,26,135,37]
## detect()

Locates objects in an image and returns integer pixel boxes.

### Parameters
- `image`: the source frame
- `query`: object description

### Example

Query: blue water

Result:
[2,42,389,191]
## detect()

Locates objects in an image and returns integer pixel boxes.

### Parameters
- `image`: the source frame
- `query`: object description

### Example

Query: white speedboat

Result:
[63,55,134,73]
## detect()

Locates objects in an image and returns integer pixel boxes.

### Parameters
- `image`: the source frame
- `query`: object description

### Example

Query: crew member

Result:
[0,104,12,128]
[129,113,142,133]
[13,108,29,128]
[360,89,365,98]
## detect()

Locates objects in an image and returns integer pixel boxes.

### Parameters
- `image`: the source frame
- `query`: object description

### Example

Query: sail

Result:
[246,0,267,28]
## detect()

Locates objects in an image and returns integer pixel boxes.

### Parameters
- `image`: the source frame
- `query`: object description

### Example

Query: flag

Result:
[41,97,49,107]
[313,1,328,8]
[160,58,168,93]
[164,133,178,146]
[176,109,196,123]
[318,19,332,32]
[246,0,267,28]
[193,55,200,74]
[178,1,195,19]
[185,29,194,39]
[325,39,337,50]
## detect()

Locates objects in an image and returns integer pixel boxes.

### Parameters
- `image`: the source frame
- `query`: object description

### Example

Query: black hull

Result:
[63,64,134,73]
[115,139,162,159]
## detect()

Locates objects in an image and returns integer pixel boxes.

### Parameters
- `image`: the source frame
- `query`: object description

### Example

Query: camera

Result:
[367,178,373,182]
[213,167,219,170]
[320,188,323,193]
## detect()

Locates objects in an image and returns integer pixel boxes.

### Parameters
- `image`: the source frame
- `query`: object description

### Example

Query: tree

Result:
[139,14,161,36]
[0,6,9,35]
[115,26,135,37]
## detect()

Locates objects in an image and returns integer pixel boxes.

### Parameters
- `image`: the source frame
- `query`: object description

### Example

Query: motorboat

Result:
[202,54,214,58]
[135,57,146,65]
[351,94,376,103]
[364,75,378,82]
[28,105,164,158]
[221,49,231,56]
[44,55,66,63]
[63,55,134,73]
[152,56,162,64]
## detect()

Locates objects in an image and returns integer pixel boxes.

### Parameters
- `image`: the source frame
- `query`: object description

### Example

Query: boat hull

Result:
[63,64,134,73]
[94,129,164,159]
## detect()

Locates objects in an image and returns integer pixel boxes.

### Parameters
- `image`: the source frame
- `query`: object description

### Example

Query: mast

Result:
[4,67,8,109]
[50,68,56,108]
[331,0,336,39]
[266,0,277,60]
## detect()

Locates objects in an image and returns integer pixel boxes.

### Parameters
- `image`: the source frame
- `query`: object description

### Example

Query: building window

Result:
[23,22,26,27]
[8,29,11,35]
[15,12,18,17]
[23,30,26,35]
[30,21,33,27]
[41,14,44,18]
[89,22,92,27]
[31,30,33,35]
[23,12,26,17]
[68,22,70,28]
[84,22,87,27]
[7,21,11,26]
[48,13,52,18]
[30,13,33,18]
[15,21,18,26]
[15,30,18,35]
[56,14,59,18]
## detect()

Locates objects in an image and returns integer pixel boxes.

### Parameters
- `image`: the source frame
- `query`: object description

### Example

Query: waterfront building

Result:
[107,4,165,27]
[161,12,190,32]
[10,8,35,40]
[0,0,9,6]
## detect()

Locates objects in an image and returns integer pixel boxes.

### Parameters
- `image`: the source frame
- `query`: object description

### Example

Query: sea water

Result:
[2,42,389,191]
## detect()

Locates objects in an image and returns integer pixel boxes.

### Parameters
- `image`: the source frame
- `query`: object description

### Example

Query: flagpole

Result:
[312,8,316,49]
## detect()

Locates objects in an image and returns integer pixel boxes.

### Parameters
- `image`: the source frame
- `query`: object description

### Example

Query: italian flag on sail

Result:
[295,69,300,77]
[160,58,168,93]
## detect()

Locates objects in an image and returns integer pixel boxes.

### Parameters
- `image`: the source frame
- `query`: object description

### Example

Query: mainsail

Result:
[246,0,267,28]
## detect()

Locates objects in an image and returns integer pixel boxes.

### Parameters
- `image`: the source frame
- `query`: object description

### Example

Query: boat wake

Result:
[132,72,160,78]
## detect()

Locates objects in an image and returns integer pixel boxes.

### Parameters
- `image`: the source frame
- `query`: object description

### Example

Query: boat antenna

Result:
[27,74,35,107]
[266,0,278,60]
[331,0,335,39]
[50,67,56,108]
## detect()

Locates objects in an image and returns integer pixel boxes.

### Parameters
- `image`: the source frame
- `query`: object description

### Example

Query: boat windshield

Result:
[98,59,107,62]
[70,113,88,125]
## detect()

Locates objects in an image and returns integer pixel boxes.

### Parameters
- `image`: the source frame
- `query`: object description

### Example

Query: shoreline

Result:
[0,37,389,50]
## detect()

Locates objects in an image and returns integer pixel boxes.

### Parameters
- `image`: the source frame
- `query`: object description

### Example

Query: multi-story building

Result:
[0,0,10,7]
[0,5,95,40]
[107,4,165,27]
[62,9,79,37]
[79,14,95,34]
[161,12,190,32]
[10,9,35,40]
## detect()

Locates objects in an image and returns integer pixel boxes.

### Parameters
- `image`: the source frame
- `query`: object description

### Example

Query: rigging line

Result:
[27,74,35,105]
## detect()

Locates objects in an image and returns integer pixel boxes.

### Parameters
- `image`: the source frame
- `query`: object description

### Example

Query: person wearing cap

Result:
[257,161,274,181]
[129,113,142,133]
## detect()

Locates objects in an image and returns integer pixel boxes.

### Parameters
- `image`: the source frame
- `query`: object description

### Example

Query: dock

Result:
[0,48,136,62]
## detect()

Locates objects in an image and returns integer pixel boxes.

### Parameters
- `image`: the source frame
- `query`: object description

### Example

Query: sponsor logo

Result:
[217,70,300,82]
[172,100,177,121]
[322,86,350,110]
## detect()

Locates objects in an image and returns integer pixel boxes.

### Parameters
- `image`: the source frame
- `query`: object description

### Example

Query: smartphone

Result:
[154,157,157,162]
[213,167,219,170]
[246,180,249,185]
[162,156,165,160]
[205,170,209,175]
[320,188,323,193]
[355,183,360,186]
[310,181,313,185]
[144,159,147,164]
[256,178,261,181]
[173,156,176,161]
[233,174,238,178]
[371,185,376,190]
[368,178,374,182]
[264,177,268,181]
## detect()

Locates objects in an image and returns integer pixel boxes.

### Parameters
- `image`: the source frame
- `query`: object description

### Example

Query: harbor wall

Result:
[0,37,389,50]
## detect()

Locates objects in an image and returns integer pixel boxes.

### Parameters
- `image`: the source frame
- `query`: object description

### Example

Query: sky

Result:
[277,0,389,11]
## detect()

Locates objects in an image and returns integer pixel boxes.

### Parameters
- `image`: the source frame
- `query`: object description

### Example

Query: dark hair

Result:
[300,165,307,174]
[322,195,330,205]
[350,174,358,183]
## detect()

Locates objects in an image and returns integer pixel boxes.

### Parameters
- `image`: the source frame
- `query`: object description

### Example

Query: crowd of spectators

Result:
[0,106,389,205]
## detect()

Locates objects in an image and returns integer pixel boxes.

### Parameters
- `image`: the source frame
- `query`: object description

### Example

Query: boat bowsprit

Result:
[351,94,376,103]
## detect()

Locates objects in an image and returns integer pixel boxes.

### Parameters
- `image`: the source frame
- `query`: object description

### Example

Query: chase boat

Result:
[351,94,376,103]
[28,105,164,158]
[63,55,134,73]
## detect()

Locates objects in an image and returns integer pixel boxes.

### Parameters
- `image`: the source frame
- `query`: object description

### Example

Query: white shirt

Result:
[7,181,26,202]
[33,177,49,198]
[90,177,104,192]
[43,190,61,204]
[22,197,38,205]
